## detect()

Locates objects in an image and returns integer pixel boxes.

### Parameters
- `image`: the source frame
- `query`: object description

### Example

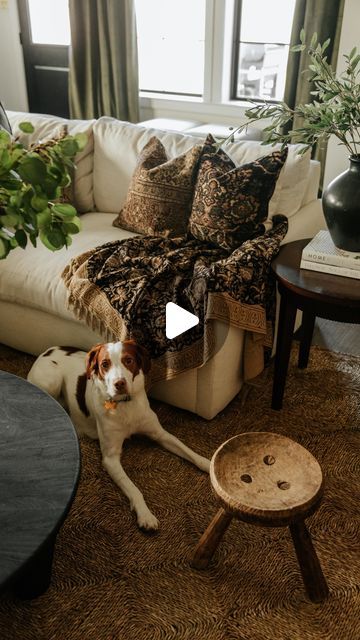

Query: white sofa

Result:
[0,112,326,419]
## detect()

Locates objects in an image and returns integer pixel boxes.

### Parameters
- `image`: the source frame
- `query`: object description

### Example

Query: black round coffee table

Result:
[271,238,360,409]
[0,370,80,598]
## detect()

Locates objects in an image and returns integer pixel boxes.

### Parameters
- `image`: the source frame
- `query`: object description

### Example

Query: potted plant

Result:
[230,31,360,252]
[0,123,87,259]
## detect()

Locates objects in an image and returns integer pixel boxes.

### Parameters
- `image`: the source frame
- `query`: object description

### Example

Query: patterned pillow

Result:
[113,136,203,237]
[188,134,288,250]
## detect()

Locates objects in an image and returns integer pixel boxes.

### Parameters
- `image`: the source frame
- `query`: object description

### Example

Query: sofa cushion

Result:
[93,118,206,214]
[93,118,311,219]
[188,135,288,250]
[0,212,137,322]
[113,136,202,237]
[6,111,95,214]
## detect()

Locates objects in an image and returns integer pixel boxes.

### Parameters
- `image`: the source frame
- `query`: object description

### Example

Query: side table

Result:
[271,238,360,409]
[0,371,80,598]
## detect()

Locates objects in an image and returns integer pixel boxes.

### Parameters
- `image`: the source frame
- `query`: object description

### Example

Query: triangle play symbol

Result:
[165,302,199,339]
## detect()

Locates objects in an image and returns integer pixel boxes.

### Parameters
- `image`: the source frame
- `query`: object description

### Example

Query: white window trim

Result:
[138,0,252,126]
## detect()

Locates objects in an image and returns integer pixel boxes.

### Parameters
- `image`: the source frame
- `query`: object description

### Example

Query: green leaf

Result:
[31,194,49,212]
[15,229,27,249]
[0,212,20,227]
[63,217,81,234]
[29,233,37,248]
[300,28,305,44]
[0,129,11,145]
[0,149,12,172]
[48,165,65,182]
[57,138,79,157]
[18,122,35,134]
[41,175,59,198]
[74,132,87,151]
[349,46,357,60]
[36,208,52,228]
[52,203,77,218]
[351,54,360,69]
[39,229,58,251]
[0,237,10,259]
[9,236,18,248]
[310,32,318,49]
[47,228,65,249]
[322,38,331,53]
[18,155,47,186]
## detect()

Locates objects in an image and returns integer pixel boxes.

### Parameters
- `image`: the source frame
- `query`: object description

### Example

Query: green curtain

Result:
[284,0,345,185]
[68,0,139,122]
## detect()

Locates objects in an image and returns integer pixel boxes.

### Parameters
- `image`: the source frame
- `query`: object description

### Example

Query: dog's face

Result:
[86,340,151,400]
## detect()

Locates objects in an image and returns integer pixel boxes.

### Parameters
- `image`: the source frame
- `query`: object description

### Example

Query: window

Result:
[135,0,206,96]
[27,0,70,46]
[136,0,298,124]
[232,0,296,101]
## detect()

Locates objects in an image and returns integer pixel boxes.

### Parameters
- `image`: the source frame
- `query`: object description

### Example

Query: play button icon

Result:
[166,302,199,339]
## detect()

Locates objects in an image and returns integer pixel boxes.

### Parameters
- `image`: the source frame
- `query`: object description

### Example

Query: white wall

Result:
[0,0,28,111]
[323,0,360,187]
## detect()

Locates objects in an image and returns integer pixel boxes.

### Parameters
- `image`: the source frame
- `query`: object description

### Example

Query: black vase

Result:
[322,154,360,252]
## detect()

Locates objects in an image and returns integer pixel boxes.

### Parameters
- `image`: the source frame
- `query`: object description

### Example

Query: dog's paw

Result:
[137,510,159,531]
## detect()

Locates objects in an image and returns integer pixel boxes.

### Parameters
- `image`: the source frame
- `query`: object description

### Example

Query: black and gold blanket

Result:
[62,217,288,384]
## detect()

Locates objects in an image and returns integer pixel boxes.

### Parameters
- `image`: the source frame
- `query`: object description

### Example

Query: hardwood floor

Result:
[312,318,360,356]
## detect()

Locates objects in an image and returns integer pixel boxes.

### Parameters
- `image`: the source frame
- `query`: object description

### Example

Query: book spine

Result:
[300,259,360,280]
[302,248,360,272]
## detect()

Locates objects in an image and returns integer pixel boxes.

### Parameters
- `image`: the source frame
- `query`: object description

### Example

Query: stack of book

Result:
[300,230,360,280]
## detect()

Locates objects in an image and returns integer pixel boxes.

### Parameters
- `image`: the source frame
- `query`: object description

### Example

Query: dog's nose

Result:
[114,378,127,392]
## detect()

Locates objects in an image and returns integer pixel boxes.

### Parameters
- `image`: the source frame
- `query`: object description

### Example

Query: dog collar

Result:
[104,395,131,410]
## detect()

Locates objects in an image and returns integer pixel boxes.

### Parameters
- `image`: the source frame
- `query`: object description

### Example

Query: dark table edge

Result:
[0,372,81,594]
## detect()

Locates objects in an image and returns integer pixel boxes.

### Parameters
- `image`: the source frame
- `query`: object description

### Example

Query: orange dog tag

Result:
[104,400,117,411]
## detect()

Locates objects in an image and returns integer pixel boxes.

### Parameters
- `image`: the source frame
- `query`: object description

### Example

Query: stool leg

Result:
[191,508,233,570]
[298,311,316,369]
[289,520,329,603]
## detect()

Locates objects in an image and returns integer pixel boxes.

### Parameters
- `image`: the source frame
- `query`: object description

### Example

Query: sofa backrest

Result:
[92,117,316,218]
[6,112,320,219]
[7,111,95,214]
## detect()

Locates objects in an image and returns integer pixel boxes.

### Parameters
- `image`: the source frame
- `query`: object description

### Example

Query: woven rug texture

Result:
[0,343,359,640]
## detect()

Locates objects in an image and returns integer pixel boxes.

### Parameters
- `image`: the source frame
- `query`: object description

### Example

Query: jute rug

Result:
[0,343,359,640]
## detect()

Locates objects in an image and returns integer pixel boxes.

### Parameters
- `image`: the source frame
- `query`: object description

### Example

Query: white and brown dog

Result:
[27,341,210,530]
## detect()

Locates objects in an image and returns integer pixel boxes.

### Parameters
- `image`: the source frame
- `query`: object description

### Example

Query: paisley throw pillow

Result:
[113,136,203,238]
[188,134,288,250]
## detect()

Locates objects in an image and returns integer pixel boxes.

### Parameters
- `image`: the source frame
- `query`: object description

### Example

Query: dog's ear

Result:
[124,340,151,374]
[86,344,103,379]
[136,343,151,374]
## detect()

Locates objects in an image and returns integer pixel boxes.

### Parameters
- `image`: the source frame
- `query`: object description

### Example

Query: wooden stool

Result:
[191,432,329,604]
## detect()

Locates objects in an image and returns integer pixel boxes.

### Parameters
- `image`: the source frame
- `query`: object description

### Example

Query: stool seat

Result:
[211,432,323,527]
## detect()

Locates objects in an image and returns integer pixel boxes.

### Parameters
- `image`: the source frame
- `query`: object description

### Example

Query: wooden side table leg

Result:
[191,508,233,570]
[271,293,297,410]
[290,520,329,603]
[298,312,316,369]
